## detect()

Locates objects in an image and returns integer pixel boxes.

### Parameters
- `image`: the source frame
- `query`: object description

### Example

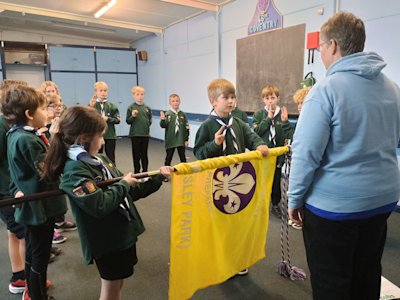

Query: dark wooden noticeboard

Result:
[236,24,305,115]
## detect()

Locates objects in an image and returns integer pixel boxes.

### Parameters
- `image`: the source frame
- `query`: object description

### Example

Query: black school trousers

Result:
[130,137,149,173]
[303,208,390,300]
[165,146,186,166]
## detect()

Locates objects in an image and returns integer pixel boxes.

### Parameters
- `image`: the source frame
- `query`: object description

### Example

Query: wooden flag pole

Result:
[0,169,162,208]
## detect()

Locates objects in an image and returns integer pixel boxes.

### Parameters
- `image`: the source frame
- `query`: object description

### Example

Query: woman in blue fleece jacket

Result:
[288,12,400,300]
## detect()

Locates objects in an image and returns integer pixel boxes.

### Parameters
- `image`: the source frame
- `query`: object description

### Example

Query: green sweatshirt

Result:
[231,107,249,124]
[7,128,67,225]
[253,108,292,165]
[60,154,164,264]
[126,102,152,137]
[160,110,189,149]
[93,101,120,139]
[194,117,265,160]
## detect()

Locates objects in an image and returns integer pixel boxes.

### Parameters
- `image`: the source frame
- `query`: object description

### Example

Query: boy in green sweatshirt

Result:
[193,78,268,276]
[253,85,292,218]
[126,86,152,173]
[89,81,120,164]
[2,84,66,300]
[160,93,189,166]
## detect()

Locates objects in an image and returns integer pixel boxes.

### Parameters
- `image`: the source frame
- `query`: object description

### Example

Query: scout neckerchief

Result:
[264,106,281,146]
[67,145,134,222]
[8,125,50,146]
[210,111,238,154]
[170,108,180,134]
[97,99,107,116]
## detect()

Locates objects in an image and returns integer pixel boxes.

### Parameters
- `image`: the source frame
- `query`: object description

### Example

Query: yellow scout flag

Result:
[169,147,288,300]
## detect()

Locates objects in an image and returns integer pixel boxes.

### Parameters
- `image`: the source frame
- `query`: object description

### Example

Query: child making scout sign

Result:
[126,86,152,173]
[253,85,292,218]
[160,93,189,166]
[89,81,120,164]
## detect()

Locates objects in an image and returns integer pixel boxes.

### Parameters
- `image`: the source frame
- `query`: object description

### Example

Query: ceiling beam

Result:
[160,0,218,12]
[0,1,162,33]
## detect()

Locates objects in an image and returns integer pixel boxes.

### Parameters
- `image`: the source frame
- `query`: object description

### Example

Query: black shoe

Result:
[49,253,56,264]
[51,247,62,256]
[271,205,282,218]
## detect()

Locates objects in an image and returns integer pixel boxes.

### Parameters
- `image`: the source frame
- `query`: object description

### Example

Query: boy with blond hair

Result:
[194,78,268,276]
[282,86,312,143]
[194,79,268,159]
[253,85,292,218]
[160,93,189,166]
[126,86,152,173]
[89,81,120,164]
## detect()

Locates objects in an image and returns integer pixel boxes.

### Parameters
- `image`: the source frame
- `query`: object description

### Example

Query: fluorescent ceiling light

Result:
[52,21,116,33]
[94,0,117,18]
[160,0,218,12]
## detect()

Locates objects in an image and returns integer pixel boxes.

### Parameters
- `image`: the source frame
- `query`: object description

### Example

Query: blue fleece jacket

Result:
[288,52,400,220]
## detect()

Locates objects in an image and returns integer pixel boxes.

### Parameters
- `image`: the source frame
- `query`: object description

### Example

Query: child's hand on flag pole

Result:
[122,172,139,187]
[160,166,174,181]
[256,145,269,156]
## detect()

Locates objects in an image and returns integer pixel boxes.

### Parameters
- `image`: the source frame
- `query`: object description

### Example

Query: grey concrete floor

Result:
[0,138,399,300]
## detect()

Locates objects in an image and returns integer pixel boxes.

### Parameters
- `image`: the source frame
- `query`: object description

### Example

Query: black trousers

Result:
[271,166,281,206]
[303,208,390,300]
[99,139,116,164]
[130,137,149,173]
[165,146,186,166]
[25,219,54,300]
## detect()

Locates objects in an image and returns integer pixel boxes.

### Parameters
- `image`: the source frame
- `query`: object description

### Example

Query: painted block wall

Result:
[133,0,400,145]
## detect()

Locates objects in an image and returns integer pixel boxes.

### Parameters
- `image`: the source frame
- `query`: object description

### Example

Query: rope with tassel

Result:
[277,146,307,280]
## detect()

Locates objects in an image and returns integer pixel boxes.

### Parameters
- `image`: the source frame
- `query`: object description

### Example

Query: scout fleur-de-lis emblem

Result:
[212,162,256,214]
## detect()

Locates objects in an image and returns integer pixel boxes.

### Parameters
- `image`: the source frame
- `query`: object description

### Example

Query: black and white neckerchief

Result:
[67,145,133,222]
[210,111,238,154]
[170,108,180,134]
[8,125,50,146]
[264,106,281,146]
[97,99,107,116]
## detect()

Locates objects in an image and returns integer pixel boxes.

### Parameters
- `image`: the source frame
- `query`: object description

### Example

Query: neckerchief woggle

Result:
[97,99,107,116]
[67,145,134,222]
[210,111,238,153]
[170,108,180,134]
[264,106,281,146]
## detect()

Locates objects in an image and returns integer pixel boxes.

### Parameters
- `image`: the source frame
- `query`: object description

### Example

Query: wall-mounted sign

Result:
[248,0,283,35]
